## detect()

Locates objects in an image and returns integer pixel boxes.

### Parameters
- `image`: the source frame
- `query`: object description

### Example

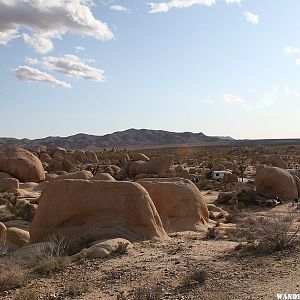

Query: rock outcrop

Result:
[128,156,174,177]
[30,180,168,243]
[138,178,208,233]
[0,147,45,182]
[256,166,298,201]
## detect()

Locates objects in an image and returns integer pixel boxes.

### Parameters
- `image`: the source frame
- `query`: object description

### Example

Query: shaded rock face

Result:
[0,147,45,182]
[293,175,300,196]
[128,155,174,177]
[0,178,19,193]
[255,166,298,201]
[138,178,208,233]
[30,180,169,244]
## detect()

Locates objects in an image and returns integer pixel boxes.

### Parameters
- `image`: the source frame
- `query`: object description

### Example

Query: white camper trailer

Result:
[212,170,232,180]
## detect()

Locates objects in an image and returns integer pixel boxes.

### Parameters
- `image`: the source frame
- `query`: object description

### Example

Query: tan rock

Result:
[39,153,52,164]
[53,170,93,181]
[138,178,208,233]
[89,238,132,252]
[92,173,115,181]
[128,155,174,177]
[110,165,122,173]
[61,158,74,172]
[74,150,88,163]
[84,246,110,259]
[262,154,288,169]
[85,151,99,163]
[256,166,298,201]
[0,178,19,193]
[0,147,45,182]
[45,173,59,182]
[0,222,6,243]
[30,180,169,243]
[207,204,229,217]
[6,227,30,248]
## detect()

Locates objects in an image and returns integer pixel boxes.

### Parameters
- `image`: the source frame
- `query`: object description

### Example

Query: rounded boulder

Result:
[138,178,208,233]
[30,180,168,243]
[0,148,45,182]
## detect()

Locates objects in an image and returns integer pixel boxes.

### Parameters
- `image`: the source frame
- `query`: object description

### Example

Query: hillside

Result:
[0,129,227,150]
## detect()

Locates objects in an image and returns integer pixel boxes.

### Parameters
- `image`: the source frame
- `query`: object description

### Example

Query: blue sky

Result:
[0,0,299,140]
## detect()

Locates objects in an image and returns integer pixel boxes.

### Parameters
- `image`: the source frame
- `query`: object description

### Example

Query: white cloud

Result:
[224,93,243,103]
[149,0,216,13]
[75,46,85,53]
[110,5,129,12]
[295,58,300,65]
[243,12,259,25]
[283,46,300,56]
[225,0,240,4]
[258,84,290,108]
[224,93,250,108]
[257,84,300,109]
[0,29,19,45]
[42,55,105,82]
[13,66,71,88]
[0,0,114,53]
[23,33,54,54]
[148,0,242,13]
[24,57,39,65]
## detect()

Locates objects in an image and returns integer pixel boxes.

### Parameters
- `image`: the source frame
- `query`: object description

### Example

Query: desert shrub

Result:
[112,242,129,256]
[133,285,164,300]
[233,214,300,253]
[33,256,71,275]
[14,288,38,300]
[182,268,207,285]
[33,235,72,275]
[66,281,89,297]
[0,264,28,292]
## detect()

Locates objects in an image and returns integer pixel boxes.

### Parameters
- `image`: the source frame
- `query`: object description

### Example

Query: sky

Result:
[0,0,299,140]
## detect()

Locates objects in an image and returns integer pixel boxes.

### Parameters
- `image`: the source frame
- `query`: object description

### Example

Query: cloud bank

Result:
[0,0,114,53]
[13,66,71,88]
[148,0,241,13]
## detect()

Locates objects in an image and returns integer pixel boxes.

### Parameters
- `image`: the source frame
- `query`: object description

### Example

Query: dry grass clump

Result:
[14,288,38,300]
[33,256,71,275]
[182,268,208,286]
[133,285,164,300]
[33,234,72,275]
[0,263,28,292]
[66,281,89,297]
[232,214,300,254]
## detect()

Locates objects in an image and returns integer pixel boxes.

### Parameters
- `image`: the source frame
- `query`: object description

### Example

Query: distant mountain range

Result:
[0,129,299,150]
[0,129,233,150]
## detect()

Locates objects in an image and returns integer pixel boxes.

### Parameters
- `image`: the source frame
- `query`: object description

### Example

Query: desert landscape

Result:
[1,0,300,299]
[0,137,300,300]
